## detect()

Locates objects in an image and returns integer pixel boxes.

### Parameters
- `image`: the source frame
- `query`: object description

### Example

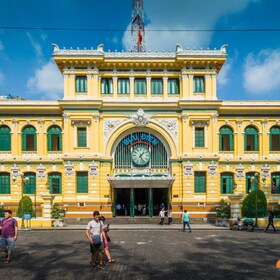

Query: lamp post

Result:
[19,173,29,229]
[250,173,259,227]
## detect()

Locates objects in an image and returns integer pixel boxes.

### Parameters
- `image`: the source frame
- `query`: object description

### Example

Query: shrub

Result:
[0,204,4,218]
[241,189,267,218]
[51,203,65,219]
[17,196,35,218]
[216,199,231,219]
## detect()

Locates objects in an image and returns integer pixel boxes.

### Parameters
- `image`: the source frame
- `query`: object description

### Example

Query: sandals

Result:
[108,259,116,263]
[4,259,11,264]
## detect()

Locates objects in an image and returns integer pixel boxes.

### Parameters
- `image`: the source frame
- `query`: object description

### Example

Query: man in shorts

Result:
[0,210,18,263]
[86,211,107,270]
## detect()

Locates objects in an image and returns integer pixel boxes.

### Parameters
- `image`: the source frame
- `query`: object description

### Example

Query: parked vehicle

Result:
[231,217,255,232]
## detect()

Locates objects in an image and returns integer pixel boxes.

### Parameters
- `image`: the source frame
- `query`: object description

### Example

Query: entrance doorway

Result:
[134,188,148,216]
[152,188,169,216]
[114,188,169,217]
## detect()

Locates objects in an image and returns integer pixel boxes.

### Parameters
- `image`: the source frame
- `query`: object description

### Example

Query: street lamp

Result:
[19,173,29,229]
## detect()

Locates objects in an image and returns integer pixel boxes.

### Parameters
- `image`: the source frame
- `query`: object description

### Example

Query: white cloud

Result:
[243,49,280,94]
[27,60,63,100]
[26,32,43,58]
[122,0,255,51]
[218,60,232,86]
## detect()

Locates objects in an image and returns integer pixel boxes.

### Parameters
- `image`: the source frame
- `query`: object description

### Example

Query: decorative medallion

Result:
[183,161,193,177]
[131,108,150,127]
[235,163,245,178]
[37,164,46,179]
[261,164,270,179]
[88,161,99,177]
[64,161,74,178]
[157,119,178,141]
[11,164,20,180]
[208,161,217,177]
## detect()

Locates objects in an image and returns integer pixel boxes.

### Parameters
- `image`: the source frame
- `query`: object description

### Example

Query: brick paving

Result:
[0,229,279,280]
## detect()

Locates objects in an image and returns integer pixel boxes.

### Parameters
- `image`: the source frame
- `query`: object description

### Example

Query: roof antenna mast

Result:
[131,0,145,52]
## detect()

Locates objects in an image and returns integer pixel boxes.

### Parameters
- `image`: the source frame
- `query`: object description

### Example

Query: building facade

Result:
[0,43,279,219]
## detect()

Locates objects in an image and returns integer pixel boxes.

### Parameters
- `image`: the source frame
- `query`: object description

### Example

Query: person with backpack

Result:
[0,210,18,263]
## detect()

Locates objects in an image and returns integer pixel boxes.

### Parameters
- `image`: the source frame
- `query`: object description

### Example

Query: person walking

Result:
[265,211,276,232]
[99,216,116,264]
[0,210,18,263]
[86,211,107,270]
[182,210,191,232]
[167,209,173,225]
[159,208,165,225]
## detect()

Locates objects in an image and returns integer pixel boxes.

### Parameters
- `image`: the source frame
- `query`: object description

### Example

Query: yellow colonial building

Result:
[0,43,279,222]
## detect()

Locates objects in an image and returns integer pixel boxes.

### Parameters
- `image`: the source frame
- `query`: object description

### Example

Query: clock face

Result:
[131,146,150,166]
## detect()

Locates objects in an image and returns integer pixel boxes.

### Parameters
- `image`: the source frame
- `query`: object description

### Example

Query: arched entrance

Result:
[108,131,174,217]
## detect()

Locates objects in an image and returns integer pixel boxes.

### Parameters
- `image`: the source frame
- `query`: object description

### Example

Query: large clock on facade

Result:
[131,146,150,166]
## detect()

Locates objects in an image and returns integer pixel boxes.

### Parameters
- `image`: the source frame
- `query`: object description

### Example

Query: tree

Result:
[242,189,267,218]
[216,199,231,219]
[0,203,4,218]
[17,196,35,218]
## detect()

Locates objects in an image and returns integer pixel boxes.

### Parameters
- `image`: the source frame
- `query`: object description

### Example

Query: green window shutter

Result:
[168,79,179,94]
[0,172,10,194]
[22,126,36,152]
[118,79,129,94]
[77,127,87,147]
[151,79,163,94]
[76,76,87,93]
[254,133,258,151]
[195,128,204,147]
[101,78,113,94]
[219,126,234,151]
[229,133,233,151]
[193,76,205,93]
[221,173,233,194]
[195,172,206,193]
[0,126,11,151]
[244,133,247,151]
[48,126,62,151]
[135,79,146,94]
[23,173,36,194]
[76,172,88,193]
[219,133,222,151]
[49,173,62,194]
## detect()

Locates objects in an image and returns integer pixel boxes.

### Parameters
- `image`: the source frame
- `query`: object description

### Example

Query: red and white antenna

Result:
[131,0,145,52]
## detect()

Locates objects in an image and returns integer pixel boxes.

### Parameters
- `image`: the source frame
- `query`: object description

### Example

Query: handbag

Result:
[92,234,102,245]
[91,221,102,245]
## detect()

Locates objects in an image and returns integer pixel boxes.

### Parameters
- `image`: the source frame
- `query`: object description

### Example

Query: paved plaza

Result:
[0,229,279,280]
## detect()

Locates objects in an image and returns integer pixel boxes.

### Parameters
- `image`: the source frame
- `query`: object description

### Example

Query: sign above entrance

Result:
[123,132,159,146]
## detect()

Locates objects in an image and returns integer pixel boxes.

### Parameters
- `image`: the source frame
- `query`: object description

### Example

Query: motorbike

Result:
[231,218,255,232]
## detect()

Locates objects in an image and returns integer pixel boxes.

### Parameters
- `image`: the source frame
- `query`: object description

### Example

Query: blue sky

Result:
[0,0,279,101]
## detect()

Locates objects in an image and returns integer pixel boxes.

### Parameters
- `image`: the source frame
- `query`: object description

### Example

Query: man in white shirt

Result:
[159,208,165,225]
[86,211,107,270]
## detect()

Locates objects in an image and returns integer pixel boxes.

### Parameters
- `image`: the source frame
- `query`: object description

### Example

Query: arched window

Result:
[48,172,62,194]
[22,125,37,151]
[270,126,280,151]
[244,126,258,151]
[219,126,234,151]
[23,172,36,194]
[220,172,233,194]
[0,172,10,194]
[47,126,62,151]
[271,172,280,194]
[0,125,11,151]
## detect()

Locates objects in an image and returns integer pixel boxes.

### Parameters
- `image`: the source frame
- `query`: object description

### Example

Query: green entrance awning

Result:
[107,176,175,189]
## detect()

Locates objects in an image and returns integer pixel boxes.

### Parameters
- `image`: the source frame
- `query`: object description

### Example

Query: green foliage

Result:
[17,196,35,218]
[51,203,65,219]
[242,189,267,218]
[0,204,4,218]
[216,199,231,219]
